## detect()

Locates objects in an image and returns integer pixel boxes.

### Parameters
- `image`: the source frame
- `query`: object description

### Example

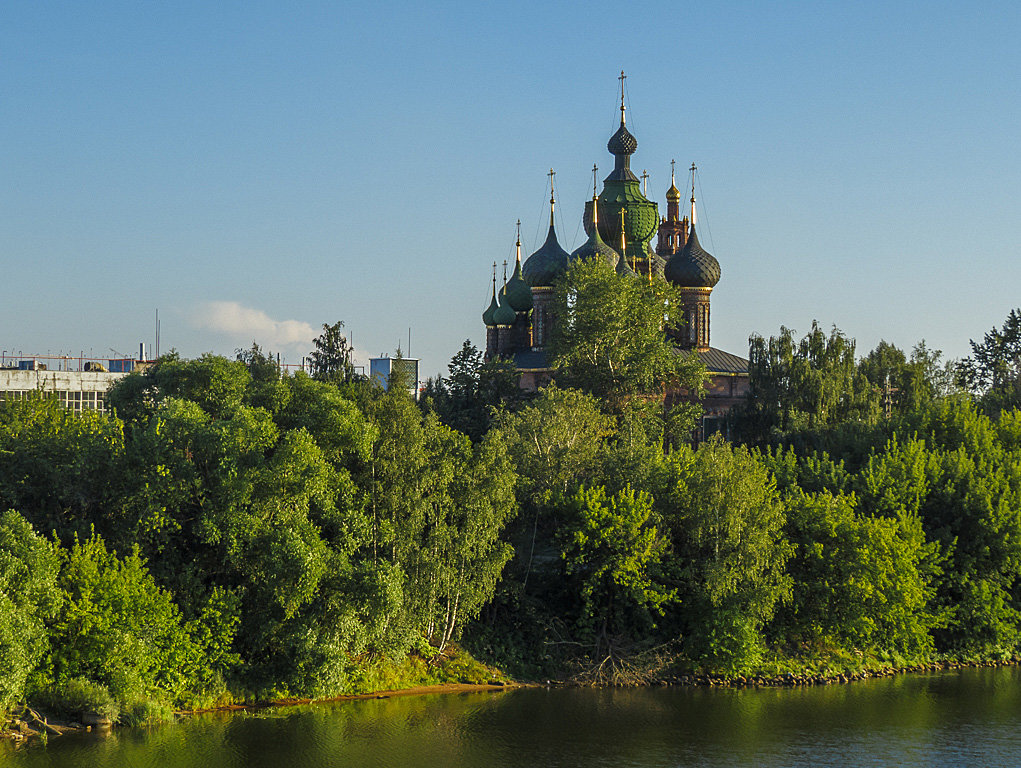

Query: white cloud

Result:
[192,301,317,349]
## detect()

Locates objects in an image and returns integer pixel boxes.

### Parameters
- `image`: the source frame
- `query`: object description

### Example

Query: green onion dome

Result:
[504,258,533,311]
[664,224,721,288]
[522,222,570,287]
[493,287,517,326]
[482,285,500,326]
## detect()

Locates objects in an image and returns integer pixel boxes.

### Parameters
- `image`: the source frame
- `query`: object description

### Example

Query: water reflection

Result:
[4,667,1021,767]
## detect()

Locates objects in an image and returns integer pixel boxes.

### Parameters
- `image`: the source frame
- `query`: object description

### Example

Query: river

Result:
[4,666,1021,767]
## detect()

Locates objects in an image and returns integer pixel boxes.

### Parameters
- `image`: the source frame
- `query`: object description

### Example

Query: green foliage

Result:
[366,384,517,652]
[560,485,675,643]
[957,308,1021,415]
[236,343,291,414]
[739,322,881,445]
[858,340,953,416]
[424,340,528,441]
[40,532,204,709]
[109,352,252,422]
[31,677,120,722]
[309,321,357,384]
[549,258,706,411]
[0,394,126,545]
[10,323,1021,706]
[496,385,614,507]
[779,491,939,659]
[0,510,60,711]
[656,438,792,674]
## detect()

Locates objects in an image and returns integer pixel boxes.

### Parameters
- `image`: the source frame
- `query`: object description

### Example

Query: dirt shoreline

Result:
[179,680,531,716]
[1,682,529,746]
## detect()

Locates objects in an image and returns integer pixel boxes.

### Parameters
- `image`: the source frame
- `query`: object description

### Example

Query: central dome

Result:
[607,123,637,156]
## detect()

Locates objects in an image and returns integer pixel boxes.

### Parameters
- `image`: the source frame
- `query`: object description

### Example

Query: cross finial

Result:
[548,168,557,226]
[502,260,508,283]
[515,219,521,246]
[641,169,649,196]
[592,164,598,197]
[618,70,627,124]
[671,159,676,185]
[619,208,627,253]
[689,163,698,227]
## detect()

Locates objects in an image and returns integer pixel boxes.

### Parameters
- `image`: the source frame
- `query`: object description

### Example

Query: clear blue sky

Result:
[3,1,1019,378]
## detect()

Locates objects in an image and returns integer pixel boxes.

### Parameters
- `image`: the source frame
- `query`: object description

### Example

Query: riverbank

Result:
[0,647,517,745]
[0,681,526,746]
[653,656,1021,689]
[6,655,1018,747]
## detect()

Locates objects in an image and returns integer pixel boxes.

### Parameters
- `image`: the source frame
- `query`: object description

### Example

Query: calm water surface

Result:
[4,666,1021,767]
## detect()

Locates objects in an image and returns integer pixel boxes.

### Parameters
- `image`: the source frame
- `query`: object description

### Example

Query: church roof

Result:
[513,348,549,371]
[696,347,749,375]
[571,196,619,267]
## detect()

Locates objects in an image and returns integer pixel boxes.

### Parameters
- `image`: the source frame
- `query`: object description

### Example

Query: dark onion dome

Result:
[664,224,721,288]
[482,285,499,326]
[571,197,619,267]
[615,250,638,278]
[607,122,637,157]
[570,223,619,266]
[643,245,667,279]
[522,222,570,287]
[504,258,533,311]
[493,287,517,325]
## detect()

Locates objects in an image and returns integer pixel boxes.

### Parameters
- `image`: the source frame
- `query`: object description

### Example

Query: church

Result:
[481,75,749,438]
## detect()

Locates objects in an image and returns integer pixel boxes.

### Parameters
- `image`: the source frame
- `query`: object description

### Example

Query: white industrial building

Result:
[0,368,129,413]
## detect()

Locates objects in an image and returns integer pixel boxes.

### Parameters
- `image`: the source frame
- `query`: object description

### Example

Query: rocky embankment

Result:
[663,658,1019,688]
[2,705,111,744]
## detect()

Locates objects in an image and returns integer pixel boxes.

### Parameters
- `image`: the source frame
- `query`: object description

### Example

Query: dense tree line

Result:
[4,280,1021,723]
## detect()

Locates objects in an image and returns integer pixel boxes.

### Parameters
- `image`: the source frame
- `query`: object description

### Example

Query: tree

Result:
[365,382,517,651]
[424,340,528,441]
[40,532,206,710]
[655,438,792,673]
[559,485,675,669]
[858,340,954,416]
[309,321,356,384]
[778,490,939,660]
[496,385,614,508]
[738,322,881,445]
[236,342,290,414]
[0,393,127,547]
[957,308,1021,415]
[0,510,60,711]
[549,258,706,414]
